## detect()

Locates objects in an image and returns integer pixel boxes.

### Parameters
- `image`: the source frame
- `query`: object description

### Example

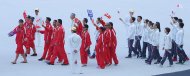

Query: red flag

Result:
[104,13,111,19]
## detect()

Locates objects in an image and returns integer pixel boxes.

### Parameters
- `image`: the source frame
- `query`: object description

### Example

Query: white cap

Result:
[71,26,77,31]
[129,9,135,12]
[35,8,39,11]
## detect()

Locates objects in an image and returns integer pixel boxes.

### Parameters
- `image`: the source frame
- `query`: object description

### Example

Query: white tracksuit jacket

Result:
[69,33,82,74]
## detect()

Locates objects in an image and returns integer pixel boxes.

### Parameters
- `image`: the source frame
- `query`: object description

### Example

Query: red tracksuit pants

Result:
[49,45,69,64]
[41,42,50,59]
[96,49,105,69]
[80,46,88,65]
[24,40,35,54]
[110,46,118,64]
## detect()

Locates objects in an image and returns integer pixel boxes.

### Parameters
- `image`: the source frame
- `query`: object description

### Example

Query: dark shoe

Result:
[31,53,37,56]
[137,54,140,58]
[176,62,182,64]
[47,62,54,65]
[61,63,69,65]
[154,62,160,64]
[182,60,186,64]
[38,58,44,61]
[125,56,132,58]
[141,57,146,59]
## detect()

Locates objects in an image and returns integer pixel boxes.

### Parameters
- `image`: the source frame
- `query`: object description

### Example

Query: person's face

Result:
[153,24,157,29]
[98,29,102,33]
[53,21,56,26]
[82,19,86,24]
[130,18,133,23]
[19,22,23,26]
[129,12,134,16]
[45,19,49,23]
[96,20,100,24]
[56,22,59,26]
[35,10,39,15]
[164,29,167,34]
[29,19,33,24]
[70,15,74,20]
[137,17,142,22]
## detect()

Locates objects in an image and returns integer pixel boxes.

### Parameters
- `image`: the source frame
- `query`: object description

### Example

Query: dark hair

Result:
[165,27,170,33]
[54,20,57,22]
[97,17,101,21]
[19,19,24,23]
[179,22,184,28]
[178,18,183,23]
[58,19,62,24]
[99,26,106,31]
[131,17,136,22]
[27,15,31,19]
[84,24,89,29]
[144,19,149,23]
[138,16,142,20]
[46,17,51,22]
[173,17,178,21]
[109,22,113,27]
[84,18,88,23]
[30,17,35,22]
[156,22,161,32]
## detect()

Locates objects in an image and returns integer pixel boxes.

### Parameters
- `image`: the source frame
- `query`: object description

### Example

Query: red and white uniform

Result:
[80,31,92,65]
[103,29,112,65]
[14,26,25,54]
[23,11,36,54]
[24,22,36,54]
[95,32,105,69]
[110,28,118,64]
[50,25,69,64]
[39,23,53,59]
[45,27,56,61]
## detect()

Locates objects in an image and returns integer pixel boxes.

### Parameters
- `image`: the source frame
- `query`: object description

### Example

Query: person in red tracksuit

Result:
[23,16,37,56]
[11,19,27,64]
[48,19,69,65]
[70,13,83,36]
[80,24,92,67]
[23,11,37,56]
[95,27,106,69]
[38,17,53,61]
[109,22,119,65]
[104,23,112,66]
[45,20,57,61]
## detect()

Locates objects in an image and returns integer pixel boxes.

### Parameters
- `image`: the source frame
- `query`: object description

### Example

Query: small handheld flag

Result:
[104,13,111,19]
[8,30,16,37]
[87,9,93,20]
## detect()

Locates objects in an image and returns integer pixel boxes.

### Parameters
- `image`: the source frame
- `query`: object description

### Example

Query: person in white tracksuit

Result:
[34,8,43,47]
[69,26,82,74]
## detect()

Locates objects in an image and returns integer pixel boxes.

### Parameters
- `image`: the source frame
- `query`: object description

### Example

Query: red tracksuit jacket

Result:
[14,25,25,54]
[95,32,105,69]
[80,31,92,64]
[39,23,53,42]
[14,26,25,44]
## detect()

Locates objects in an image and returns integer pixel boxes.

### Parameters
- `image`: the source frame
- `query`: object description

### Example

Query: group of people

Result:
[10,8,189,74]
[119,10,189,67]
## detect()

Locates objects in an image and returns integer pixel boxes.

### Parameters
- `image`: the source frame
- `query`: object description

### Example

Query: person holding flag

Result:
[11,19,27,64]
[34,8,43,47]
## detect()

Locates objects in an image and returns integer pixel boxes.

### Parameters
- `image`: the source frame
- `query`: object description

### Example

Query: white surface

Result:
[0,0,190,76]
